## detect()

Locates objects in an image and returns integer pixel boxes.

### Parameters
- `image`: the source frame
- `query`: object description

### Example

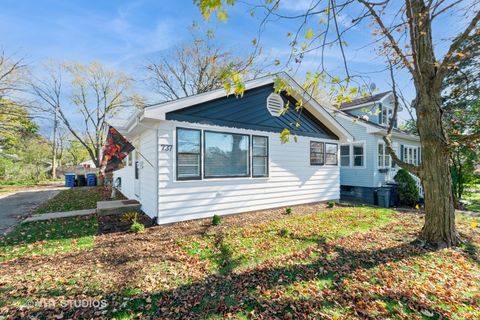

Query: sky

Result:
[1,0,477,129]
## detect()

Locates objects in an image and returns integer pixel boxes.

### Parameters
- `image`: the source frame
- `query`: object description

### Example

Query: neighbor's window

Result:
[340,145,350,167]
[176,128,201,180]
[378,142,391,168]
[353,144,364,167]
[252,136,268,177]
[325,143,338,165]
[310,141,324,165]
[204,131,249,178]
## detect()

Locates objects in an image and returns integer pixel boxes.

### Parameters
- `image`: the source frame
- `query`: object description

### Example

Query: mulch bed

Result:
[98,212,154,234]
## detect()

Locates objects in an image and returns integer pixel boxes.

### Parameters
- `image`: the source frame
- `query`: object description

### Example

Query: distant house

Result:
[329,91,423,205]
[112,73,353,224]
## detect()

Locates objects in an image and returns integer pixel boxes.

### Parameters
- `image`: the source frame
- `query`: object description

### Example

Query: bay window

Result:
[176,128,201,180]
[204,131,250,178]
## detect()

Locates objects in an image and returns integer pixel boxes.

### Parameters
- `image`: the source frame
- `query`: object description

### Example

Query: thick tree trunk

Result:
[416,94,459,247]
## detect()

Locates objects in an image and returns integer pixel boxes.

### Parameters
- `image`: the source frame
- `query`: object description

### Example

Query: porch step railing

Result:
[410,173,424,198]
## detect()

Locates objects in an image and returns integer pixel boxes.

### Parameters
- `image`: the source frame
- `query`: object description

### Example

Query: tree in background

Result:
[443,35,480,204]
[195,0,480,247]
[31,62,138,168]
[146,29,267,101]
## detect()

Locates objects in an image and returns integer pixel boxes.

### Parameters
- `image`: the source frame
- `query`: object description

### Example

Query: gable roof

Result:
[332,109,420,142]
[339,91,391,110]
[137,72,353,142]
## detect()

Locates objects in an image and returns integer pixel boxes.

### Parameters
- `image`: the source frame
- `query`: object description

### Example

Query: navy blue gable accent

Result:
[165,84,339,140]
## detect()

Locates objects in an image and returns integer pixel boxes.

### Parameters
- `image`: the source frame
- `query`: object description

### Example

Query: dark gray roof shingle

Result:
[339,91,391,109]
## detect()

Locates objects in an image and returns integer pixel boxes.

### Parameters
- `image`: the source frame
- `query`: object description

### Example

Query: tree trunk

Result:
[51,109,58,179]
[416,93,459,247]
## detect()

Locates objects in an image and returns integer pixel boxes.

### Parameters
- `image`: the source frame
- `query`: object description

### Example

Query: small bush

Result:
[279,228,291,237]
[285,207,292,215]
[328,201,336,208]
[212,214,221,226]
[394,169,419,207]
[120,212,138,223]
[130,221,145,233]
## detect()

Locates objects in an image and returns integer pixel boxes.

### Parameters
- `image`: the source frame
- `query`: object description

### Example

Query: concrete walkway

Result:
[22,209,95,223]
[0,186,66,235]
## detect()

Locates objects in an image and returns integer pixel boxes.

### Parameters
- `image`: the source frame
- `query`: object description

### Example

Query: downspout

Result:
[154,127,159,225]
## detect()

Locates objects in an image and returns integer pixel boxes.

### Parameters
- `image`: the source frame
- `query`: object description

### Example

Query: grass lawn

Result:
[464,187,480,212]
[34,186,124,214]
[0,206,479,319]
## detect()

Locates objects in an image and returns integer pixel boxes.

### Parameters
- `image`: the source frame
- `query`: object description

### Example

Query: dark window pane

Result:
[205,131,249,177]
[340,145,350,156]
[354,155,363,167]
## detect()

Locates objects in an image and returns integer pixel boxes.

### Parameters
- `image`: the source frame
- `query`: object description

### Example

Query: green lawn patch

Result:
[179,207,394,273]
[34,186,122,214]
[0,215,97,262]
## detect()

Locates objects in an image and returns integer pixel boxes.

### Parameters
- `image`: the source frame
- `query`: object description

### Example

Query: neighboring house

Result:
[329,91,423,205]
[112,73,353,224]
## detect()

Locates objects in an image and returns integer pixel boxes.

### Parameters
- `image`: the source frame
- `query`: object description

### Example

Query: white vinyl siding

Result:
[156,121,341,224]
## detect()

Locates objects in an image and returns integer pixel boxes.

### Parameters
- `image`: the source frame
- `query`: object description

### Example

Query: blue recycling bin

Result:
[65,173,76,188]
[86,173,97,186]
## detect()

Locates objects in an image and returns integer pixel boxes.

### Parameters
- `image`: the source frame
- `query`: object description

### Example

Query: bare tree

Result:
[146,35,267,101]
[31,62,136,167]
[196,0,480,247]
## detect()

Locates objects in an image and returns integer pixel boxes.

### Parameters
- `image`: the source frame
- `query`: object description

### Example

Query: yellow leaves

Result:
[280,128,291,144]
[470,221,478,228]
[217,10,228,22]
[305,28,315,40]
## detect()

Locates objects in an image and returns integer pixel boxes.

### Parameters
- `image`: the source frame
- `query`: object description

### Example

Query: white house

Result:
[113,73,353,224]
[328,92,423,205]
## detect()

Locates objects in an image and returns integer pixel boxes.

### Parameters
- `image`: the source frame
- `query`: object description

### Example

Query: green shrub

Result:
[327,201,336,208]
[285,207,292,215]
[130,221,145,233]
[394,169,419,207]
[278,228,291,237]
[212,214,221,226]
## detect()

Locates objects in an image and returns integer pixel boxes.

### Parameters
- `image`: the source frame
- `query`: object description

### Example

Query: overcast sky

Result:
[2,0,477,129]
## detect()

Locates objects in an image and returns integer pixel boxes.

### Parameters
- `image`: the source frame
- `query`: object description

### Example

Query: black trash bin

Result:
[377,187,391,208]
[77,174,86,187]
[386,183,398,207]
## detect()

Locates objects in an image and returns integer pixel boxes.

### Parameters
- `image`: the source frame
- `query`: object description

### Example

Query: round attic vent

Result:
[266,93,284,117]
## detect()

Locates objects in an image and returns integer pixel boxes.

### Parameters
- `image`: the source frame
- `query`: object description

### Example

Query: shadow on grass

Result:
[21,237,441,319]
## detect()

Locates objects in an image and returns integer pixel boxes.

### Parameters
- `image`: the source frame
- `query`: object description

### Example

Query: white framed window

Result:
[378,142,391,168]
[340,145,350,167]
[403,145,419,165]
[353,144,365,167]
[380,104,397,128]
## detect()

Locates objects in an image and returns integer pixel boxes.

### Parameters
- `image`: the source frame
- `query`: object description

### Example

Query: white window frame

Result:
[377,141,391,169]
[339,141,366,169]
[340,143,351,167]
[403,145,419,165]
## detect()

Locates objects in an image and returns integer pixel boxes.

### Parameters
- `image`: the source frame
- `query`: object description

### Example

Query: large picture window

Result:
[325,143,338,165]
[176,128,201,180]
[252,136,268,177]
[310,141,324,165]
[204,131,250,178]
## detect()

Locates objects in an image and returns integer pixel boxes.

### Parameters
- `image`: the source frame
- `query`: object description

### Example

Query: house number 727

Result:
[160,144,173,152]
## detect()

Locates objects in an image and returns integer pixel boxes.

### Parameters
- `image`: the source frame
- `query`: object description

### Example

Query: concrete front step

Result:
[22,209,95,223]
[96,200,141,216]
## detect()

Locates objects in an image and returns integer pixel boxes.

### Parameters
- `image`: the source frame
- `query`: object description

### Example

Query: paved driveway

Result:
[0,186,65,235]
